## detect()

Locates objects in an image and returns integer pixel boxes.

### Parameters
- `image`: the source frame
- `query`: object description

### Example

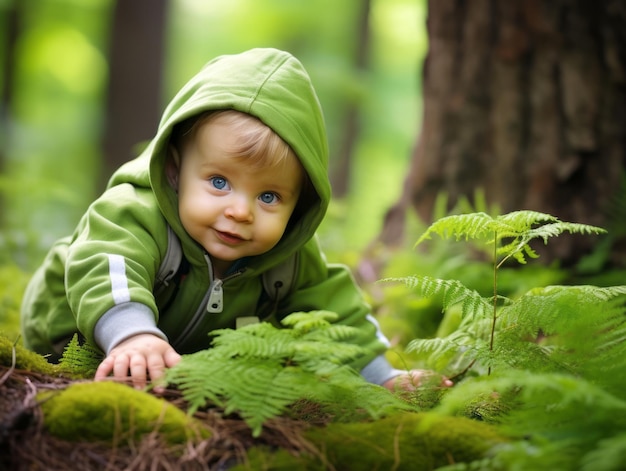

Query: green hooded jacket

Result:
[20,48,399,384]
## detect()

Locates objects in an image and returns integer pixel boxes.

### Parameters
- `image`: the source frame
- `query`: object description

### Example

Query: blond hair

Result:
[174,110,296,170]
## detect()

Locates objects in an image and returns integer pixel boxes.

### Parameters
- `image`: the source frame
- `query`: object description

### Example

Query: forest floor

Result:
[0,365,323,471]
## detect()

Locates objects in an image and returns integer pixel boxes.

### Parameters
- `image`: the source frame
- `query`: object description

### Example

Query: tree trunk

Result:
[0,1,20,226]
[379,0,626,266]
[330,0,372,198]
[101,0,167,187]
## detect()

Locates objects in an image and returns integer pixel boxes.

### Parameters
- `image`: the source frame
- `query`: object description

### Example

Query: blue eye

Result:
[210,176,228,190]
[259,192,278,204]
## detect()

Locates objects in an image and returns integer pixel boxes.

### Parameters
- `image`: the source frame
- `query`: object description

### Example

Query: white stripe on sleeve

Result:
[366,314,391,348]
[108,254,131,304]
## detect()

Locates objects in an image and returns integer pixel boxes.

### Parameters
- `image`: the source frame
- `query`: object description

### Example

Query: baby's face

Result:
[176,120,302,277]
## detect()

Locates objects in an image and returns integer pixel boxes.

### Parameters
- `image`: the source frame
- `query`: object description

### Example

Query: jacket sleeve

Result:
[278,238,403,385]
[65,184,169,353]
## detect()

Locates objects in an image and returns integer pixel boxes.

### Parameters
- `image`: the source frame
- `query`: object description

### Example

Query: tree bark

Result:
[101,0,167,187]
[379,0,626,266]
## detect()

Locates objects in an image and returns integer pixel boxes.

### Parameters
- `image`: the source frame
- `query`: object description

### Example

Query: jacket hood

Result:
[109,48,330,270]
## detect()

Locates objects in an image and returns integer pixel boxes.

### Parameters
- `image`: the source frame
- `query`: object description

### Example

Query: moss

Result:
[234,411,507,470]
[39,381,210,445]
[0,334,59,375]
[232,447,326,471]
[303,412,506,470]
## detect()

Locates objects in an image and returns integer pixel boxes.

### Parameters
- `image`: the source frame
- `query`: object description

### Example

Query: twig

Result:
[448,358,477,382]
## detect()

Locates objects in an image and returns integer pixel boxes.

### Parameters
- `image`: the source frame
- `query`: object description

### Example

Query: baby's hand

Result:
[94,333,181,391]
[383,369,453,392]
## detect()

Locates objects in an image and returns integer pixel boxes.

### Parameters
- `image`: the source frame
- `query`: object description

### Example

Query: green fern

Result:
[386,209,626,469]
[384,276,492,324]
[417,210,606,266]
[58,335,103,378]
[387,211,607,377]
[166,310,409,437]
[435,369,626,471]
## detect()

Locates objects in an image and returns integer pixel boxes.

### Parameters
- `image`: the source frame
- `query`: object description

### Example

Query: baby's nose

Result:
[225,196,254,222]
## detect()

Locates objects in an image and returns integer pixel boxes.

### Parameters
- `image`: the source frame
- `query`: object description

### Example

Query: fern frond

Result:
[58,335,103,378]
[580,433,626,471]
[525,221,606,245]
[434,371,626,471]
[292,340,365,368]
[554,284,626,302]
[221,361,311,435]
[406,332,489,374]
[280,310,339,332]
[383,275,491,322]
[437,370,626,425]
[304,324,362,342]
[416,210,606,268]
[166,311,407,436]
[210,327,289,359]
[406,336,459,358]
[496,238,539,264]
[495,285,626,381]
[496,210,559,231]
[415,212,494,245]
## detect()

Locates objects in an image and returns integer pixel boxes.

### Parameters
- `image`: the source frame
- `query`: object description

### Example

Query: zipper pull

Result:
[207,279,224,313]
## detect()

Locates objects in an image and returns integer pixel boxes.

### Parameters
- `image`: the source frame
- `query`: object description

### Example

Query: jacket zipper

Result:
[171,253,244,348]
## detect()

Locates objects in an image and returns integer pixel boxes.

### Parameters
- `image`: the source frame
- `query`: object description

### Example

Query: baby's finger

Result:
[146,354,165,386]
[441,377,454,387]
[128,354,148,390]
[164,349,181,368]
[112,353,131,382]
[94,356,114,381]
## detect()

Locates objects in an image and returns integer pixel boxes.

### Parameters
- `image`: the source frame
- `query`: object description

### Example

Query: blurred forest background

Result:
[0,0,426,271]
[1,0,625,280]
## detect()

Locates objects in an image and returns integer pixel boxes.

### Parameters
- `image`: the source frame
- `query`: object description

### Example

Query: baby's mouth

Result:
[215,230,246,245]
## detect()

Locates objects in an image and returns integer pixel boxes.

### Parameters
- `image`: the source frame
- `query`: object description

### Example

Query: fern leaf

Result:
[222,361,309,436]
[210,325,297,360]
[416,210,606,268]
[383,275,491,322]
[415,212,494,246]
[280,310,339,332]
[304,324,362,342]
[580,433,626,471]
[58,335,103,378]
[526,222,606,245]
[496,210,558,230]
[166,311,406,436]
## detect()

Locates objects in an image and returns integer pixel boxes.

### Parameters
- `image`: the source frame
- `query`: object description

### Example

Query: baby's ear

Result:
[165,145,180,190]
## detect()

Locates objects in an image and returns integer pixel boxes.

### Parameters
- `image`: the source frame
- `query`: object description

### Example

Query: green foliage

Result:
[166,311,409,437]
[57,334,103,378]
[385,210,626,470]
[372,206,568,366]
[416,210,606,266]
[385,211,608,375]
[39,381,210,444]
[0,262,30,340]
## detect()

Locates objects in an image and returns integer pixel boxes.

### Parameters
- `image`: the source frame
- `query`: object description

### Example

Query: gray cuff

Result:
[360,355,406,385]
[94,302,168,355]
